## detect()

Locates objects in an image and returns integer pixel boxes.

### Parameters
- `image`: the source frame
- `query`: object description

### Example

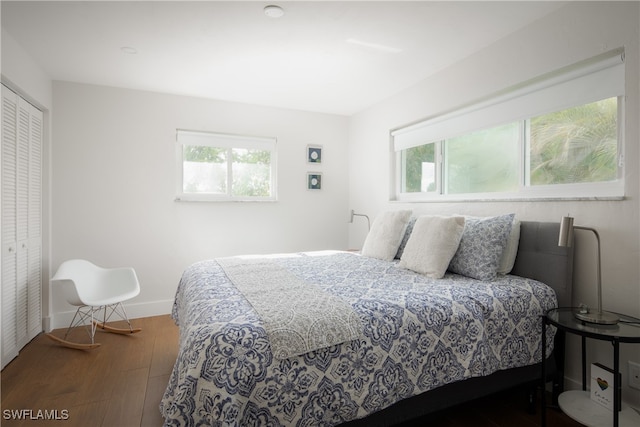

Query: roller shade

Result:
[177,129,276,150]
[393,49,625,151]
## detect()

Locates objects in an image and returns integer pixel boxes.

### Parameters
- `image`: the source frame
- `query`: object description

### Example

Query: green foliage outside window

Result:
[183,146,272,197]
[403,144,435,193]
[529,98,617,185]
[183,145,226,163]
[445,123,520,194]
[232,149,272,197]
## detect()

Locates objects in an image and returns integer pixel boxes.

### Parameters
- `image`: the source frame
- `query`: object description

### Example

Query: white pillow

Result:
[399,215,465,278]
[497,219,520,274]
[361,210,412,261]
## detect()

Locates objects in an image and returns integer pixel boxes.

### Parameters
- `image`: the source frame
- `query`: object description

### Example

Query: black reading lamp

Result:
[558,215,619,325]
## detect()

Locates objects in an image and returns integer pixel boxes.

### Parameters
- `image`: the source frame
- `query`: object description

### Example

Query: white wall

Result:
[51,82,349,325]
[348,1,640,407]
[1,29,52,109]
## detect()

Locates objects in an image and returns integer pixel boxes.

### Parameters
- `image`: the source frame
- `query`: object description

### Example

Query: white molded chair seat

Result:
[54,259,140,307]
[48,259,141,349]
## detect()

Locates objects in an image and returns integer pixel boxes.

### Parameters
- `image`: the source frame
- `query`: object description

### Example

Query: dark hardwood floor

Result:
[1,315,583,426]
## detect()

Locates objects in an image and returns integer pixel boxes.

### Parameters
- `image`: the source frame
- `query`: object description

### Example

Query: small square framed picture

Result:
[307,172,322,190]
[307,145,322,163]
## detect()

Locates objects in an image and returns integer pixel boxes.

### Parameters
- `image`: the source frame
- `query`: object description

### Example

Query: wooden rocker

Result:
[45,259,141,350]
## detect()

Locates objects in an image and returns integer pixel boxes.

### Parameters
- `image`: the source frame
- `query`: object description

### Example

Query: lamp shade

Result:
[558,216,575,247]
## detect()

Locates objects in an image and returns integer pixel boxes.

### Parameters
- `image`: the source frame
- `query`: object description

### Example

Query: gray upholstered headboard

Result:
[511,221,574,308]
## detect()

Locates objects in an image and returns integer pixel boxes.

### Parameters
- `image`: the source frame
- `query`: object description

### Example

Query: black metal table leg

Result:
[541,315,547,427]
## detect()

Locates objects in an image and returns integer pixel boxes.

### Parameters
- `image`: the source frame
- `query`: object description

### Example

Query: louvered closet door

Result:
[1,85,42,368]
[27,99,42,343]
[2,85,20,366]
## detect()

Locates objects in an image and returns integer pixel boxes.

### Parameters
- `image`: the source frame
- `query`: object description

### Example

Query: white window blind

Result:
[393,49,625,151]
[177,130,275,151]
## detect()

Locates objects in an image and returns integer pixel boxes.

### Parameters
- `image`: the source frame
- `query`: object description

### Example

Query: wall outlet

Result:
[629,361,640,390]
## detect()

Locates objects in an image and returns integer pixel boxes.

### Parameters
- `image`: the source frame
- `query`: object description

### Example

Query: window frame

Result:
[392,50,625,202]
[175,129,278,202]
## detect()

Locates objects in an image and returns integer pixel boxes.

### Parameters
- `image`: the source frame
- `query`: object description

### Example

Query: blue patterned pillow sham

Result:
[448,213,515,281]
[497,219,520,274]
[395,216,416,259]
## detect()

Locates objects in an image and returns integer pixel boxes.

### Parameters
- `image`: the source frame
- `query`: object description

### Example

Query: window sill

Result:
[393,181,625,203]
[175,196,277,203]
[391,195,625,203]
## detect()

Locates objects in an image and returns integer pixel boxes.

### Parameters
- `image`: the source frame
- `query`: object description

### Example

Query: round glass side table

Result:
[541,307,640,427]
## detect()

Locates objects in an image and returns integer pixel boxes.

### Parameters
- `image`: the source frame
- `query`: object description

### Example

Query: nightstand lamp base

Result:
[574,310,620,325]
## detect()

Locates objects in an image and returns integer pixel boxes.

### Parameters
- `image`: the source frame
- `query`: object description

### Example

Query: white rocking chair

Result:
[46,259,141,349]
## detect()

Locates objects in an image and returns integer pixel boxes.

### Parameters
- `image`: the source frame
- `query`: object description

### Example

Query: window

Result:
[393,50,625,201]
[527,98,619,186]
[445,122,521,194]
[176,130,277,201]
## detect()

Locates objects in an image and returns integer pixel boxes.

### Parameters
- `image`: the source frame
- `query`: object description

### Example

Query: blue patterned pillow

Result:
[395,216,416,259]
[448,213,515,281]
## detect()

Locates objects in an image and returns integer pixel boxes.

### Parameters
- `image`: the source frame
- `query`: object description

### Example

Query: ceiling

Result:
[1,1,567,116]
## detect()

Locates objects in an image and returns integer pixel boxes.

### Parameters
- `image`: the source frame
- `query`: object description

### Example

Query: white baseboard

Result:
[42,316,51,332]
[564,376,581,391]
[48,299,174,330]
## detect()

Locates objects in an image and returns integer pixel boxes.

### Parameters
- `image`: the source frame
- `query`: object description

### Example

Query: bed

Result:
[160,215,573,427]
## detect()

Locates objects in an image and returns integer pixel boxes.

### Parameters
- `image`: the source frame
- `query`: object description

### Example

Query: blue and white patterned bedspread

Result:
[160,251,557,426]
